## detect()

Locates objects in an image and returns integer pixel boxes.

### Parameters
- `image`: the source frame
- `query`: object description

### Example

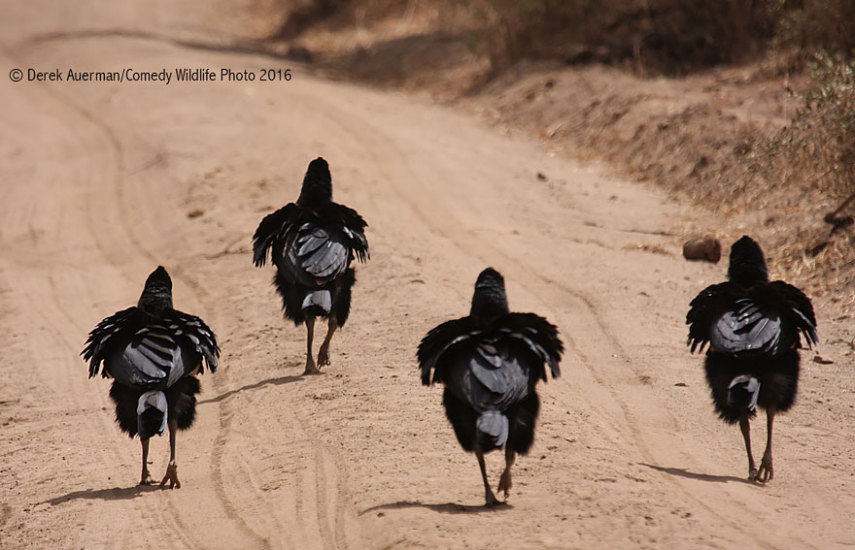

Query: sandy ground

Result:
[2,2,855,549]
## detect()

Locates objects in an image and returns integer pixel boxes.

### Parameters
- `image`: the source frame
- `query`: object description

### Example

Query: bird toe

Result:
[159,462,181,489]
[497,472,512,499]
[304,358,321,375]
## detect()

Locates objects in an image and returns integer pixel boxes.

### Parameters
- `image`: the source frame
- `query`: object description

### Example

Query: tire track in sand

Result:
[292,87,804,549]
[2,40,271,548]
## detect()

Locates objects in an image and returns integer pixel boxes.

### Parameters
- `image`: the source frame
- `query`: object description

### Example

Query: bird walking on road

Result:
[687,236,817,482]
[252,157,369,375]
[82,266,219,488]
[418,268,563,506]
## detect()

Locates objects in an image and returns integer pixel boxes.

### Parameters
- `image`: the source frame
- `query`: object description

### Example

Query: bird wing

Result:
[687,281,817,356]
[254,202,368,285]
[163,309,220,372]
[417,317,477,386]
[82,307,137,377]
[82,308,219,386]
[462,339,531,412]
[417,313,563,407]
[686,282,742,353]
[765,281,819,349]
[324,202,370,263]
[252,203,299,267]
[709,298,783,355]
[281,221,351,286]
[493,313,563,381]
[417,326,527,413]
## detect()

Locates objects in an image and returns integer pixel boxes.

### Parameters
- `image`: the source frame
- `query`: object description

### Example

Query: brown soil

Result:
[2,2,854,549]
[463,59,855,313]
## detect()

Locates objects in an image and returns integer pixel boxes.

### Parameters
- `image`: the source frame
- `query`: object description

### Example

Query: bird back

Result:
[252,203,369,277]
[83,307,219,389]
[418,313,563,407]
[687,281,817,357]
[280,222,351,286]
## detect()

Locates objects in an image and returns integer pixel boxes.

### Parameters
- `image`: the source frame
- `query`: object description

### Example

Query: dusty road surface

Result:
[2,2,855,549]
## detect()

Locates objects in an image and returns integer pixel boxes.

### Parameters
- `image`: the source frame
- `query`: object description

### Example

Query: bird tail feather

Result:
[476,410,509,450]
[301,289,332,316]
[727,375,761,412]
[137,390,168,439]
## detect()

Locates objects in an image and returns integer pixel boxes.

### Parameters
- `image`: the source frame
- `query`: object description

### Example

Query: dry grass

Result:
[745,54,855,305]
[775,0,855,58]
[759,53,855,200]
[480,0,855,76]
[482,0,778,75]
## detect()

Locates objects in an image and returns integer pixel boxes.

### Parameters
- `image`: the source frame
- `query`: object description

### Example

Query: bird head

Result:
[470,267,510,321]
[296,157,333,207]
[138,266,174,315]
[727,236,769,285]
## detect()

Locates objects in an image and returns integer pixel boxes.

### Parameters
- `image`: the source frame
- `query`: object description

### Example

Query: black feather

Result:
[83,307,219,380]
[252,158,369,329]
[85,267,217,445]
[704,351,800,423]
[686,281,817,357]
[728,236,769,286]
[109,381,142,437]
[252,203,300,268]
[108,377,201,438]
[418,268,563,456]
[137,407,165,440]
[687,237,816,422]
[297,157,333,207]
[168,376,201,430]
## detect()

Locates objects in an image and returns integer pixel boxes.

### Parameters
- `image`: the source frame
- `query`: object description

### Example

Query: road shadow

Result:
[318,31,476,88]
[42,484,161,506]
[199,374,304,404]
[640,463,749,484]
[23,29,296,62]
[360,500,513,516]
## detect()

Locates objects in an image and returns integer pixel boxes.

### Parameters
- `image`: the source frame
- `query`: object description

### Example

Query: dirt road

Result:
[2,2,854,548]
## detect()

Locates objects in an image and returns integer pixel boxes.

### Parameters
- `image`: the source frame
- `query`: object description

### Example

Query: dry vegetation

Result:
[482,1,855,72]
[482,0,777,75]
[254,0,855,312]
[749,54,855,305]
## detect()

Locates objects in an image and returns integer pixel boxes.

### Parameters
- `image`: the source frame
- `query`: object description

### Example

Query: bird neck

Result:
[297,175,332,208]
[728,263,769,286]
[728,237,769,285]
[138,290,173,316]
[470,289,510,324]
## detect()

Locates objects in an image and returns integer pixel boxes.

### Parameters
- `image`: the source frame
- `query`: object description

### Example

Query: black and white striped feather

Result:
[82,307,219,388]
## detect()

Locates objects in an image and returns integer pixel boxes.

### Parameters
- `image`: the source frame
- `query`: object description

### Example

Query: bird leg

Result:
[497,447,515,500]
[303,317,320,375]
[739,416,757,481]
[476,450,502,507]
[160,419,181,489]
[139,437,153,486]
[755,407,775,483]
[317,318,338,367]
